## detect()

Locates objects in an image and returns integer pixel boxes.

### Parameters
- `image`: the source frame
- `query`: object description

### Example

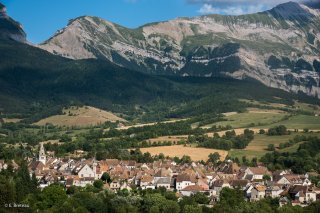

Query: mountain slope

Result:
[2,38,319,123]
[0,3,26,42]
[39,2,320,98]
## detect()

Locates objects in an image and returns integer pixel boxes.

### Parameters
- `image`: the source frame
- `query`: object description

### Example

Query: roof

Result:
[156,177,171,185]
[140,174,153,183]
[282,174,306,183]
[230,179,249,187]
[154,168,171,178]
[105,159,120,166]
[248,166,269,175]
[254,185,267,192]
[181,185,204,192]
[28,161,44,171]
[213,179,229,187]
[80,177,95,181]
[176,173,196,183]
[289,185,307,195]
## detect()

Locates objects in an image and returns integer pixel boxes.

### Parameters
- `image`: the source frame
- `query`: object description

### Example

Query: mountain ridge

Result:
[38,2,320,98]
[0,2,26,43]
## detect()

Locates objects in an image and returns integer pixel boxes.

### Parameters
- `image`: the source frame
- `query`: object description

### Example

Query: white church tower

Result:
[39,143,46,164]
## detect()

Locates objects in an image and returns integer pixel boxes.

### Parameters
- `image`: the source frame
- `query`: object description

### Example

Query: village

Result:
[1,143,319,209]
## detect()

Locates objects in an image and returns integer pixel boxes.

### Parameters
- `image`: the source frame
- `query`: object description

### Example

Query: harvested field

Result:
[117,119,187,130]
[3,118,22,123]
[202,111,288,129]
[140,145,228,161]
[35,106,125,127]
[222,112,238,116]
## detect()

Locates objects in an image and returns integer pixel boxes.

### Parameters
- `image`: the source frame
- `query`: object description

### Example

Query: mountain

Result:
[0,3,26,42]
[0,2,319,123]
[39,2,320,98]
[4,38,318,123]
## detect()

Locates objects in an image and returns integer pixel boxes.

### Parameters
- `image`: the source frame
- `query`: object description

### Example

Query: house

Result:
[176,173,196,191]
[77,177,95,187]
[244,166,271,181]
[77,164,95,178]
[288,185,317,205]
[105,159,120,169]
[181,185,206,197]
[212,179,231,197]
[110,179,121,191]
[156,177,171,190]
[197,178,209,191]
[28,160,45,177]
[265,185,283,198]
[140,174,154,188]
[251,185,266,201]
[154,168,172,183]
[245,184,254,199]
[216,162,240,174]
[273,170,292,182]
[229,179,249,190]
[277,174,310,186]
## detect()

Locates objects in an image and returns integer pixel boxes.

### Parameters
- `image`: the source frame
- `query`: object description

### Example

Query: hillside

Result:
[0,39,187,119]
[39,2,320,98]
[2,39,319,123]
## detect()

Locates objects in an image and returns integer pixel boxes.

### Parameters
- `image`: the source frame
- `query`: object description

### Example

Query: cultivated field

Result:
[35,106,126,127]
[229,132,320,160]
[140,145,228,161]
[203,110,288,129]
[260,114,320,130]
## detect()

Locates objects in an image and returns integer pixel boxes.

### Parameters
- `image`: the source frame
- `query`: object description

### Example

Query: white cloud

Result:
[198,3,266,15]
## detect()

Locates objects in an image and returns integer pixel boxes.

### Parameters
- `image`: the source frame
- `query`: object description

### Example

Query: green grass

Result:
[260,115,320,130]
[205,112,287,129]
[229,132,320,160]
[279,142,304,153]
[248,134,296,149]
[294,101,320,115]
[228,149,267,160]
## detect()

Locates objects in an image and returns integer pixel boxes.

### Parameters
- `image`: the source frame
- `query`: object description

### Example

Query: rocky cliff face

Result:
[0,3,26,43]
[39,2,320,98]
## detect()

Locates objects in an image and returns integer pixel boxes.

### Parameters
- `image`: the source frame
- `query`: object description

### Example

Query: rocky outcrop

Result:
[39,2,320,98]
[0,3,26,43]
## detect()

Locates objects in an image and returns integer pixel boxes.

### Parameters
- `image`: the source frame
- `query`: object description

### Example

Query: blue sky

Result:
[1,0,305,44]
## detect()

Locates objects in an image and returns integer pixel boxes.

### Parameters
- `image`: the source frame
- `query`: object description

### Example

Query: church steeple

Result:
[39,143,46,164]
